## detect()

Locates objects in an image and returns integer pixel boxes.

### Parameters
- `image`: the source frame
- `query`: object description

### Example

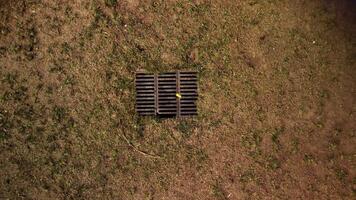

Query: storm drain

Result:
[135,71,198,117]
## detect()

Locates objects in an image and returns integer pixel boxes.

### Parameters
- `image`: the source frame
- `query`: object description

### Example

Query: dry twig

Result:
[121,133,162,159]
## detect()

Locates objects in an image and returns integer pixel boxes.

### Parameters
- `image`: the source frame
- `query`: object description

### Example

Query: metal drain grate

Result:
[136,71,198,117]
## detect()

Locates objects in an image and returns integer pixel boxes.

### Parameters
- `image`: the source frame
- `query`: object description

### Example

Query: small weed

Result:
[2,72,18,88]
[61,42,72,54]
[53,106,67,122]
[2,91,12,101]
[184,145,209,171]
[0,131,6,141]
[319,89,329,99]
[291,138,299,153]
[209,118,222,129]
[105,0,117,7]
[49,16,62,34]
[0,25,10,36]
[0,46,6,56]
[239,169,256,183]
[134,117,145,138]
[64,75,76,86]
[112,76,132,94]
[14,104,35,120]
[267,156,280,170]
[271,131,279,144]
[176,119,196,138]
[13,86,28,101]
[158,175,170,191]
[64,6,79,22]
[328,136,340,150]
[211,180,227,200]
[243,80,258,98]
[94,7,110,25]
[248,0,258,6]
[195,149,208,163]
[335,168,348,182]
[64,6,73,17]
[271,127,284,149]
[49,62,64,73]
[46,86,54,94]
[304,154,315,164]
[241,130,262,157]
[188,2,211,16]
[24,26,38,60]
[0,109,12,141]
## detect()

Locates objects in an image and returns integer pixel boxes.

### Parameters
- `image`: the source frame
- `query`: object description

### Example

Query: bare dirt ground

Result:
[0,0,355,199]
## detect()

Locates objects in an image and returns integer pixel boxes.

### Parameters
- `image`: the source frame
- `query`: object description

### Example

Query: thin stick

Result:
[121,134,162,159]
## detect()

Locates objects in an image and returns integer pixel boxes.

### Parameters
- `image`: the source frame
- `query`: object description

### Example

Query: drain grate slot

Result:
[178,71,198,116]
[135,71,198,117]
[157,72,177,117]
[135,73,155,116]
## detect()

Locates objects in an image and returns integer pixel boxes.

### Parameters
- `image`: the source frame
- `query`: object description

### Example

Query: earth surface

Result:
[0,0,355,199]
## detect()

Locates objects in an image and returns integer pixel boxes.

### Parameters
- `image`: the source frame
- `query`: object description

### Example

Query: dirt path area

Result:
[1,0,355,199]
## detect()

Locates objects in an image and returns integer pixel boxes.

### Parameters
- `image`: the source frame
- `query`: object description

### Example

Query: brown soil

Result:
[1,0,355,199]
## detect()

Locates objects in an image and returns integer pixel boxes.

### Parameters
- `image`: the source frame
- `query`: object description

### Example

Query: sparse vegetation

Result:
[0,0,355,199]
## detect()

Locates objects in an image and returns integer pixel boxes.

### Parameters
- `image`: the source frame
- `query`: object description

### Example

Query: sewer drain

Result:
[135,71,198,117]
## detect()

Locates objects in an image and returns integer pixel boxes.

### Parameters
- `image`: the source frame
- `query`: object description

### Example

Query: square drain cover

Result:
[135,71,198,117]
